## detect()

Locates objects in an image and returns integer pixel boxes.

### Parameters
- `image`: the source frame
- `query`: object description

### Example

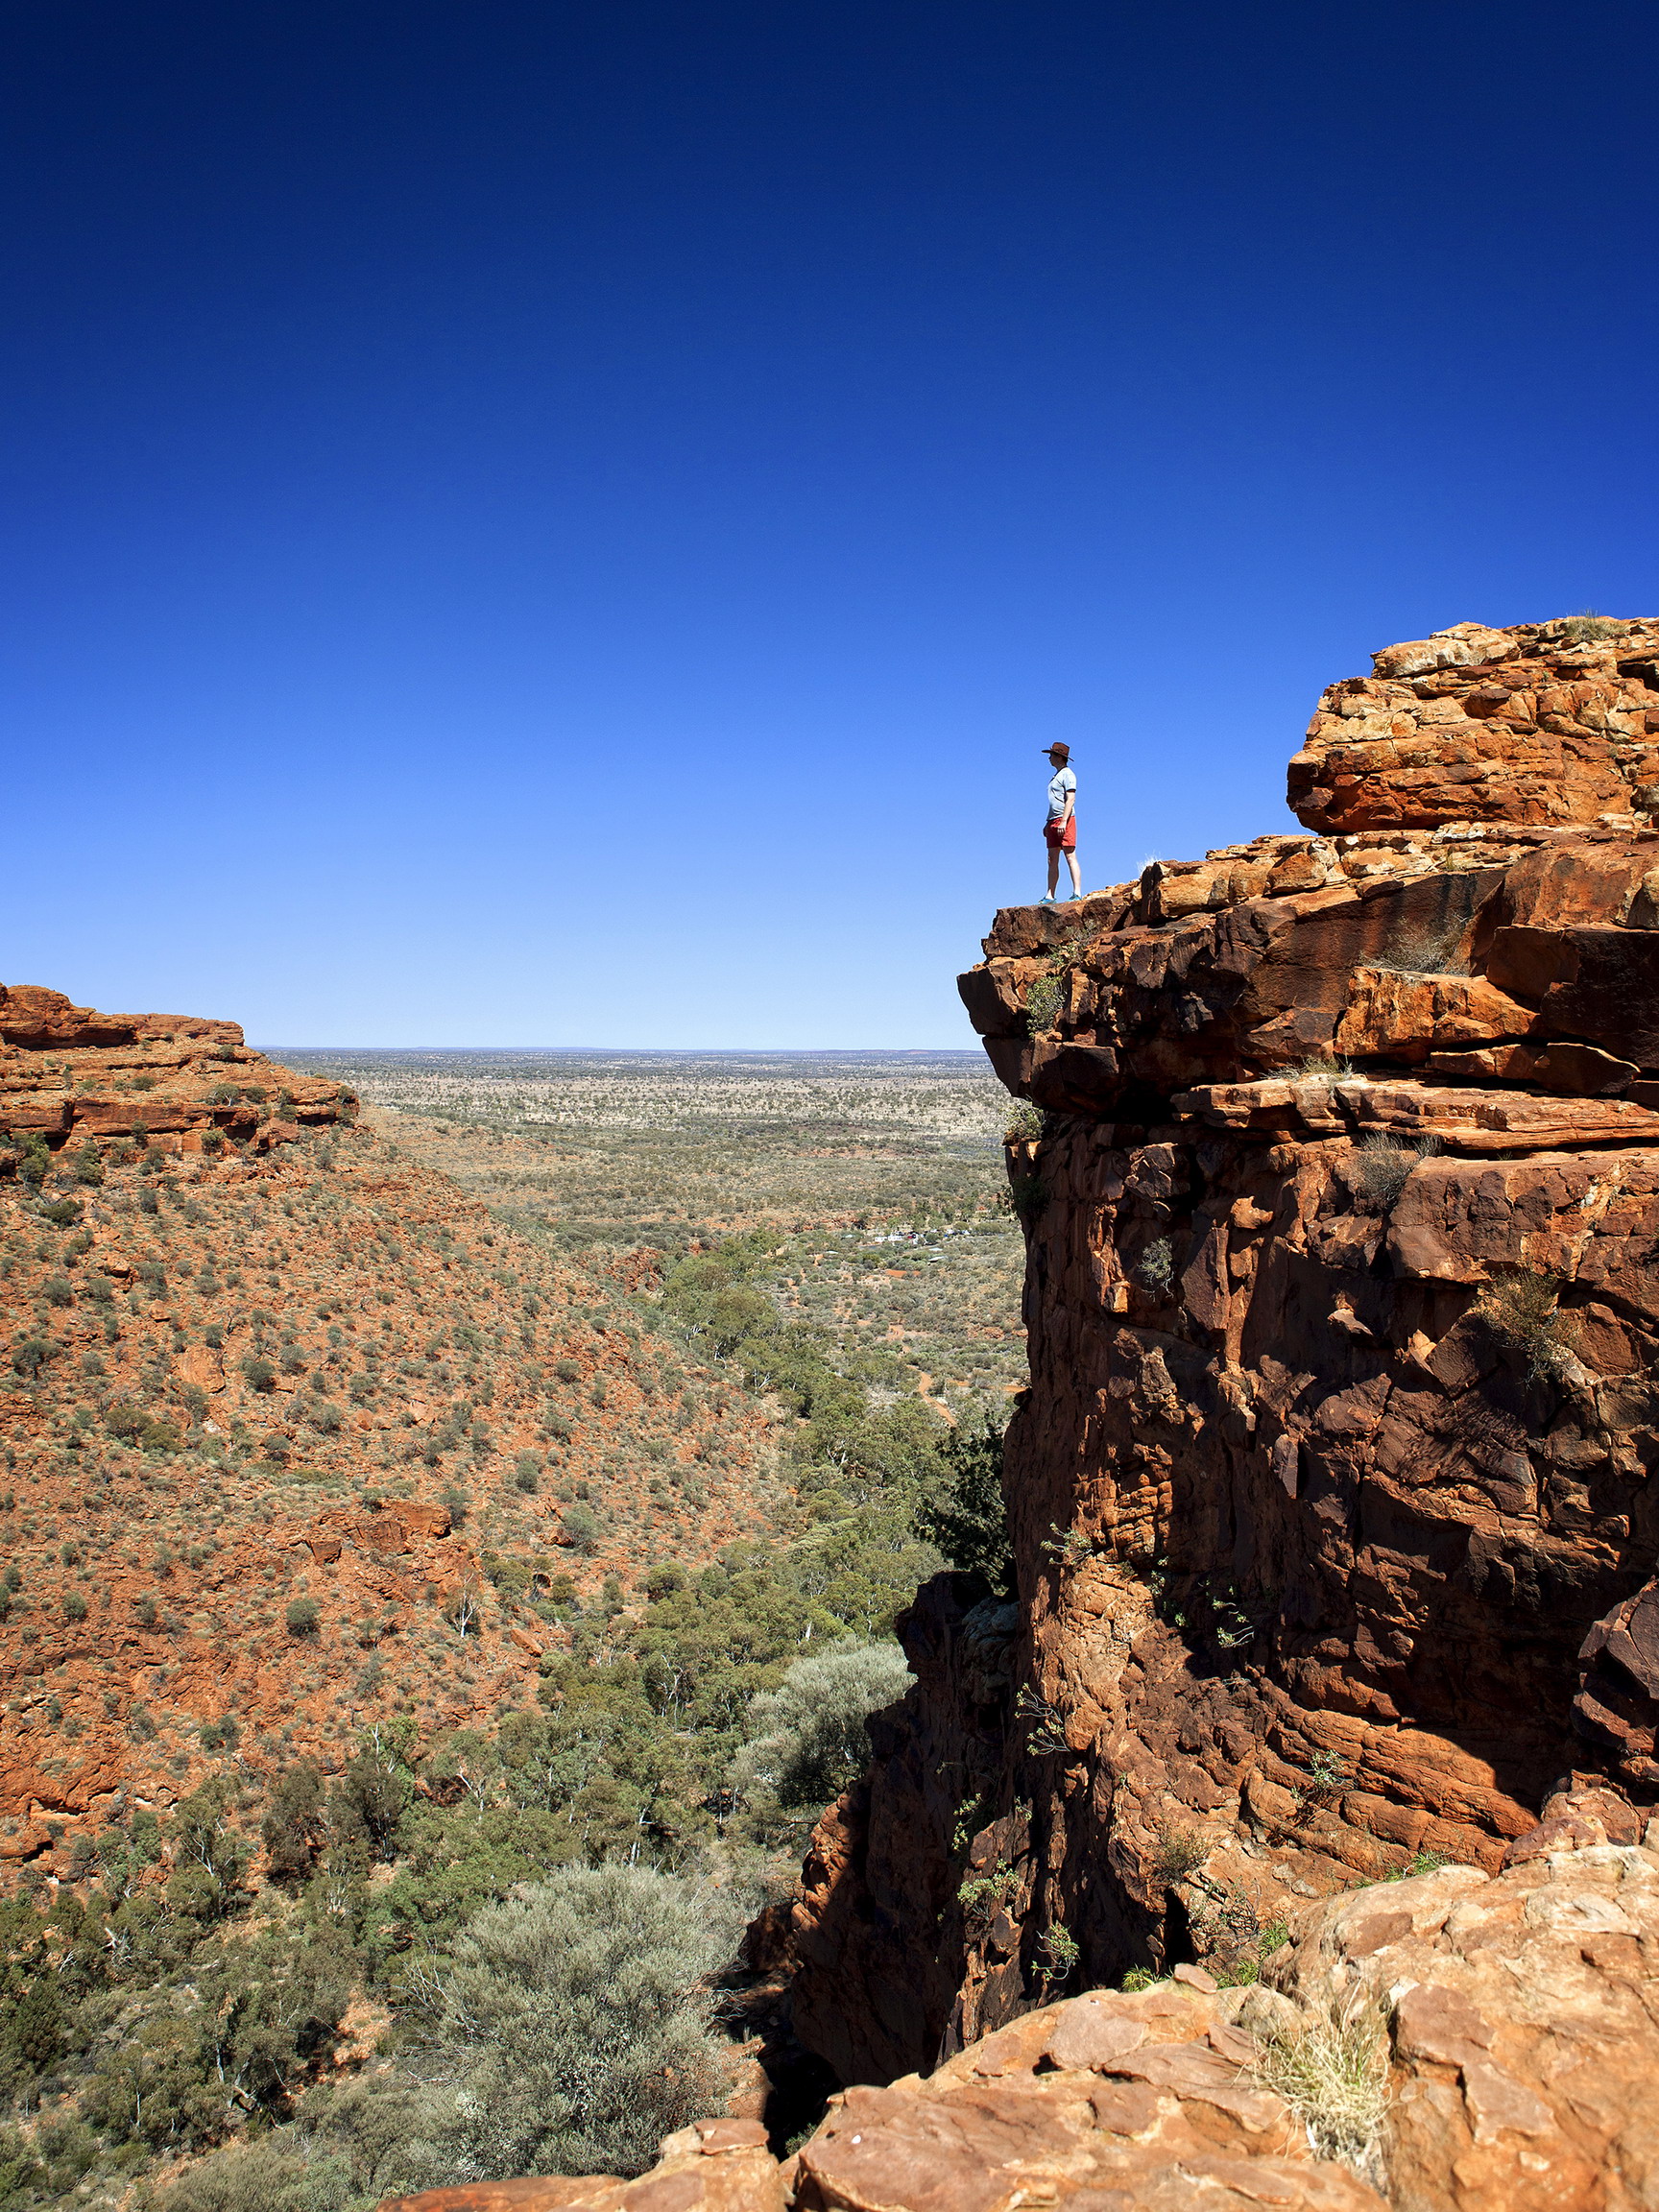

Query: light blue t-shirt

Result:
[1046,766,1076,821]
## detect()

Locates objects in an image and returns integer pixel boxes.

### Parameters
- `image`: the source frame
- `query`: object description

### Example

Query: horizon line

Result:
[259,1042,991,1056]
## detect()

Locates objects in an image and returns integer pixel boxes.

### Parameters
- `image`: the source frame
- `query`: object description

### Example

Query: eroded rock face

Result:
[782,620,1659,2104]
[1286,616,1659,833]
[0,980,351,1155]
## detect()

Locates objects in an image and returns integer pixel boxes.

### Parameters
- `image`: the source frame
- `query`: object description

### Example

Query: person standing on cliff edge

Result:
[1042,742,1080,903]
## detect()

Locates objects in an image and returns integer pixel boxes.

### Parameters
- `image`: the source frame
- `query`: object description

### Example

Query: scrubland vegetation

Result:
[0,1050,1022,2208]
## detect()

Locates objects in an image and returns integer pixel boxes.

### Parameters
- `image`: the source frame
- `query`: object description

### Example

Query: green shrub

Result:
[37,1197,83,1228]
[262,1761,327,1885]
[915,1415,1014,1594]
[43,1273,74,1308]
[285,1597,322,1637]
[156,2136,357,2212]
[395,1864,737,2182]
[72,1142,105,1187]
[62,1592,88,1622]
[729,1638,912,1820]
[240,1355,277,1393]
[11,1335,60,1378]
[561,1503,603,1553]
[1023,974,1063,1036]
[14,1133,52,1189]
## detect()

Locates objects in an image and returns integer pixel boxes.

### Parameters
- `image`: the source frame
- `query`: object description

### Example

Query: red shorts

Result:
[1045,816,1076,851]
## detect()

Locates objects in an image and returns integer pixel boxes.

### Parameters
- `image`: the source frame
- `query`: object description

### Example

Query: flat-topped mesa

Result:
[1288,613,1659,833]
[0,981,353,1160]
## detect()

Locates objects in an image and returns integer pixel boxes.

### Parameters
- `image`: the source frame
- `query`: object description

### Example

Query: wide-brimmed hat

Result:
[1044,742,1070,762]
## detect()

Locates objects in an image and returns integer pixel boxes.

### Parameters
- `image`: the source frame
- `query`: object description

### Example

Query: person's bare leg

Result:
[1065,847,1082,899]
[1046,846,1061,899]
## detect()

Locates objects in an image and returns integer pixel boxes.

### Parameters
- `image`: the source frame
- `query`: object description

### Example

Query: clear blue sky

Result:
[5,2,1656,1046]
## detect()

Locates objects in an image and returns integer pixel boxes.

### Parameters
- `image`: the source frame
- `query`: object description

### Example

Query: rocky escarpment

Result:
[781,615,1659,2102]
[0,980,351,1156]
[0,985,776,1869]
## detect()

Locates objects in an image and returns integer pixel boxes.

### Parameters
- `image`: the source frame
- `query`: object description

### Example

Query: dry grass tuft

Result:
[1252,1987,1391,2181]
[1154,1826,1211,1885]
[1371,928,1465,977]
[1352,1132,1440,1209]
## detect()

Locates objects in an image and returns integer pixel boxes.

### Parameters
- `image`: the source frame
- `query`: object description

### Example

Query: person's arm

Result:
[1060,774,1075,826]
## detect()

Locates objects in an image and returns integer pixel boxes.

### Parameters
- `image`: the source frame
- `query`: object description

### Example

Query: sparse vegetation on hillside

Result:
[0,1046,1022,2208]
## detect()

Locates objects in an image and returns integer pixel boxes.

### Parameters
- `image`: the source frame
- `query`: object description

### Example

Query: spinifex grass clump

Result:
[1154,1826,1211,1885]
[1352,1132,1440,1210]
[1372,928,1463,977]
[1560,610,1623,644]
[1476,1267,1577,1379]
[1252,1991,1391,2183]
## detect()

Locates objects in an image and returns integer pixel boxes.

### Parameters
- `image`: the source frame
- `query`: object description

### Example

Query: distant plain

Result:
[275,1046,1027,1418]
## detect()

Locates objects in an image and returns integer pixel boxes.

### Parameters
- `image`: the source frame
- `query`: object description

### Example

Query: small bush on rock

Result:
[1023,974,1063,1036]
[561,1502,602,1553]
[1476,1268,1577,1379]
[1352,1132,1439,1209]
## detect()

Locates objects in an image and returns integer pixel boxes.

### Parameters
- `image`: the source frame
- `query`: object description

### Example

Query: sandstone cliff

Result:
[368,617,1659,2212]
[780,615,1659,2101]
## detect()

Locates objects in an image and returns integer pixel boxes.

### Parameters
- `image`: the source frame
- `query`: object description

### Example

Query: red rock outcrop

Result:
[780,617,1659,2114]
[1286,615,1659,832]
[0,980,349,1153]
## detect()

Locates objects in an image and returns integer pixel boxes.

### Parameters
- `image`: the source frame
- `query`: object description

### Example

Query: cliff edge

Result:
[781,616,1659,2110]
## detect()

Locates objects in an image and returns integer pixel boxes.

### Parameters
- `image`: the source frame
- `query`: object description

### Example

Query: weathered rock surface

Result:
[0,980,349,1154]
[1286,615,1659,833]
[780,619,1659,2170]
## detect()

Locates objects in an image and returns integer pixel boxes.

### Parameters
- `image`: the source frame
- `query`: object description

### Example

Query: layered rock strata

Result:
[784,616,1659,2096]
[0,980,350,1155]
